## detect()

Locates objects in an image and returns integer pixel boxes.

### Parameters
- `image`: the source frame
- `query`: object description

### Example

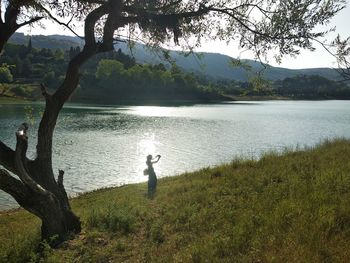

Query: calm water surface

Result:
[1,100,350,209]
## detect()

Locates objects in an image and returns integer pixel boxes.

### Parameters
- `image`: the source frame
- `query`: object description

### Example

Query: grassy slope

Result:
[1,139,350,262]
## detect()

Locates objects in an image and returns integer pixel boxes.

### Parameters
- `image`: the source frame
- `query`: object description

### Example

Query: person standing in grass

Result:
[145,154,161,198]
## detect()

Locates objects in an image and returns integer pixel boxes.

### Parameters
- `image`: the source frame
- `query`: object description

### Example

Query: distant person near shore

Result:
[144,154,161,198]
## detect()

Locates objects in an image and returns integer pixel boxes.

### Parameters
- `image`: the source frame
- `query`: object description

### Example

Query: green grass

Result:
[1,139,350,262]
[0,210,41,262]
[0,95,30,104]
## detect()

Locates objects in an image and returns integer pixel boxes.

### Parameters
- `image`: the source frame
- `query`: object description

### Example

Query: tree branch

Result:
[84,3,109,48]
[15,124,49,196]
[101,0,122,51]
[208,7,271,39]
[0,169,28,204]
[0,3,3,24]
[0,140,17,174]
[57,169,64,188]
[312,37,350,82]
[4,3,19,25]
[40,83,51,99]
[16,16,43,28]
[125,4,210,21]
[120,4,274,45]
[53,2,117,103]
[36,3,83,39]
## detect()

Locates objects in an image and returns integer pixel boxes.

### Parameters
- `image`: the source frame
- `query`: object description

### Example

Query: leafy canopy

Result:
[41,0,345,61]
[1,0,345,64]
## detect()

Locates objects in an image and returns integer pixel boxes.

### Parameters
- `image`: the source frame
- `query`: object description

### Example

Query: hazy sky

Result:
[18,1,350,69]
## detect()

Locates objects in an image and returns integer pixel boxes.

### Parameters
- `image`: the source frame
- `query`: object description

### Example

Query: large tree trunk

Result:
[0,25,14,52]
[0,124,81,246]
[16,181,81,244]
[0,63,93,245]
[0,1,119,246]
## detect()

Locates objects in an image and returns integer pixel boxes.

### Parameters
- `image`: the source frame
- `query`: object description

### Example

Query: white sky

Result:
[18,1,350,69]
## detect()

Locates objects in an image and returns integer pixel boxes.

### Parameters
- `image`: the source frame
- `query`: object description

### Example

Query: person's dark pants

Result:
[148,174,157,198]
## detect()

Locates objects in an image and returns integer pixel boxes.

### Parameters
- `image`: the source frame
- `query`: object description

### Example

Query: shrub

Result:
[0,66,13,83]
[10,85,27,97]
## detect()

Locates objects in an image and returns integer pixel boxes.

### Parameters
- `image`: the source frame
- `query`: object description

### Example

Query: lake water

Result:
[1,100,350,210]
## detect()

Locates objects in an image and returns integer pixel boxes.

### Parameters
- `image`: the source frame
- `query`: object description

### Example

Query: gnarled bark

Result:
[0,124,81,246]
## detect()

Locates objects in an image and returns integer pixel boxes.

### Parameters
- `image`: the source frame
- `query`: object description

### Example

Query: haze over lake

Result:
[1,100,350,210]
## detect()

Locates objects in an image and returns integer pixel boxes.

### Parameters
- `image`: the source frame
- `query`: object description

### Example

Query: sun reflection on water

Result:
[131,106,172,117]
[138,134,157,154]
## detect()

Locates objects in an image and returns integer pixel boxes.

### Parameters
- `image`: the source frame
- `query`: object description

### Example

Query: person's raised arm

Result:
[152,155,161,164]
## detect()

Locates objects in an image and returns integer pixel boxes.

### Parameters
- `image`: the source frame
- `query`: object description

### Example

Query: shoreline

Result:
[2,94,350,106]
[225,95,350,101]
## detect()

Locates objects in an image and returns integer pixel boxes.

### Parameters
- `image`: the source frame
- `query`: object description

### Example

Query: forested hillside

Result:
[1,39,349,103]
[9,33,343,82]
[0,42,225,103]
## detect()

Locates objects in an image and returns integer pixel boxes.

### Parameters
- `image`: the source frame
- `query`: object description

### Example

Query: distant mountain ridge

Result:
[9,32,341,82]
